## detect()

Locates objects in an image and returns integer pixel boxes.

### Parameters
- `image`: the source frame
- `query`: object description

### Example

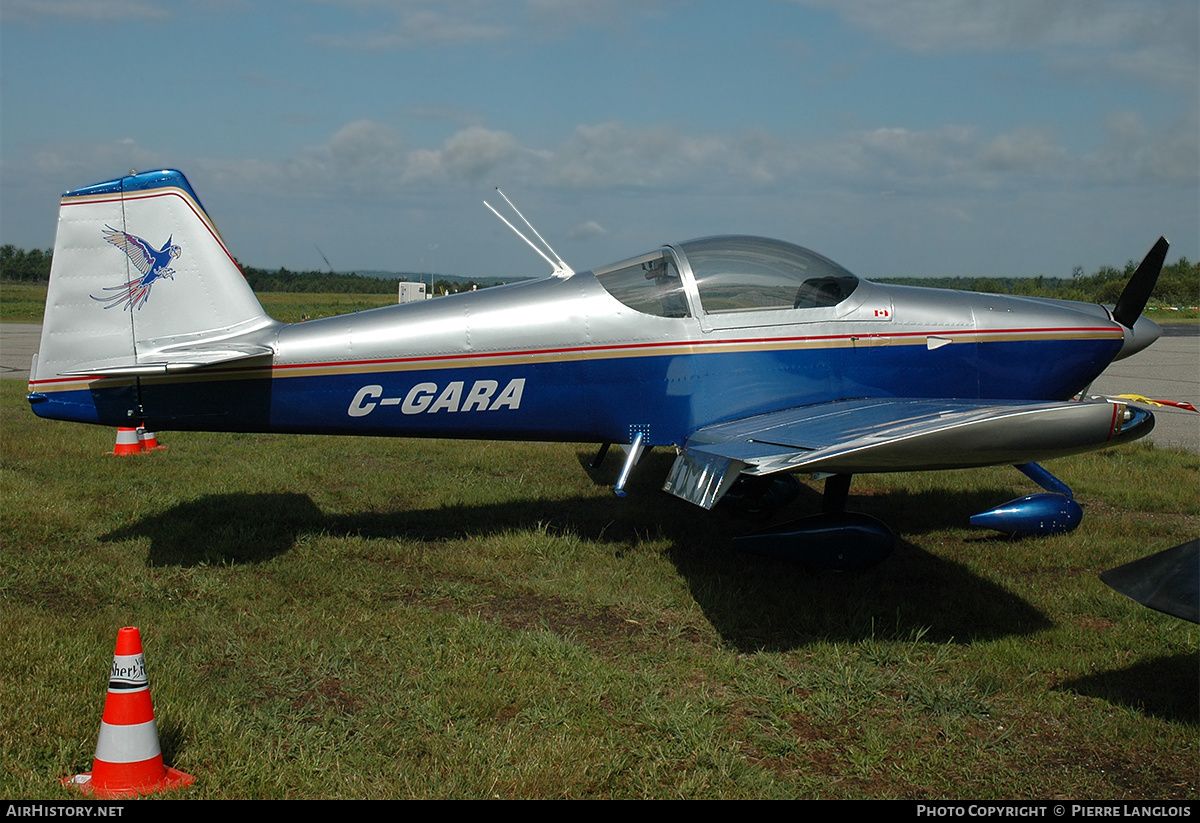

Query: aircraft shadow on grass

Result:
[99,456,1053,652]
[1061,654,1199,726]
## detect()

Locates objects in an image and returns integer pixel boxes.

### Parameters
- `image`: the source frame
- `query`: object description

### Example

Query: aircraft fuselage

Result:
[34,262,1138,448]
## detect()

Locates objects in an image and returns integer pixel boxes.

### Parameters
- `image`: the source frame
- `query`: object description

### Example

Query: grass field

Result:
[1,379,1196,799]
[0,282,398,323]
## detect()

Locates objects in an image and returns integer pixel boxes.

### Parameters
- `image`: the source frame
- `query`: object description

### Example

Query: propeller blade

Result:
[1112,237,1169,329]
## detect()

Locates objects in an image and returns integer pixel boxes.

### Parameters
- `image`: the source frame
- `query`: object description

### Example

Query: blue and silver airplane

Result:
[27,170,1168,567]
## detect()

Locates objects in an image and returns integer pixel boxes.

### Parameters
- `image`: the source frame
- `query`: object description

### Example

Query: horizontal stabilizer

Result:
[61,344,274,377]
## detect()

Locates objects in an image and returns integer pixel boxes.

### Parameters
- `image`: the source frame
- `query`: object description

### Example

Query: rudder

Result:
[28,170,278,424]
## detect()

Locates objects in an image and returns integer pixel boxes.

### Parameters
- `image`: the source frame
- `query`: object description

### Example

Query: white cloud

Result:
[1086,110,1200,185]
[797,0,1155,50]
[0,0,166,21]
[327,120,405,169]
[315,8,511,50]
[16,113,1195,205]
[568,219,608,239]
[309,0,667,50]
[794,0,1198,88]
[6,114,1193,277]
[406,126,522,184]
[0,0,168,22]
[977,128,1064,174]
[554,123,700,188]
[24,136,167,180]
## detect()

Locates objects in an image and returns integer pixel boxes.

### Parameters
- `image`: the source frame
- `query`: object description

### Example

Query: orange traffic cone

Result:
[64,627,194,798]
[109,427,143,456]
[137,426,165,451]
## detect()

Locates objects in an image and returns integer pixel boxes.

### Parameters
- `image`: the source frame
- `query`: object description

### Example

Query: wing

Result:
[663,397,1154,509]
[102,226,156,276]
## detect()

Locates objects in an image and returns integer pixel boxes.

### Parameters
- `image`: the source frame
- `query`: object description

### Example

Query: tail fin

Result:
[29,170,278,423]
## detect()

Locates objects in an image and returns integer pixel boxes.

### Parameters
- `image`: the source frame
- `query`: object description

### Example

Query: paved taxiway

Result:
[3,322,1197,454]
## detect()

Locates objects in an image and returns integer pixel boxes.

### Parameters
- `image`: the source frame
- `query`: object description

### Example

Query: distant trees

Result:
[1154,258,1199,307]
[432,278,483,295]
[236,263,483,295]
[0,245,52,282]
[0,245,494,296]
[878,257,1198,307]
[1,244,1195,306]
[237,263,406,294]
[1035,258,1199,306]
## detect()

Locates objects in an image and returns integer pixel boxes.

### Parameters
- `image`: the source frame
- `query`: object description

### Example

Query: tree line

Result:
[236,263,486,296]
[878,255,1199,308]
[0,246,485,296]
[3,243,1196,305]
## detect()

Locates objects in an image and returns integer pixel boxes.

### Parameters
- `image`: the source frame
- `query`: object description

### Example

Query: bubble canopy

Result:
[594,235,859,319]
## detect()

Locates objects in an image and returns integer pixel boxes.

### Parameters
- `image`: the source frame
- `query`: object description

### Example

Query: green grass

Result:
[1,382,1196,799]
[0,282,396,323]
[1145,307,1200,323]
[0,282,51,322]
[254,291,399,322]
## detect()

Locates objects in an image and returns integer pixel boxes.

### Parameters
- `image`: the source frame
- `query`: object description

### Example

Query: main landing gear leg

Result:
[613,432,645,498]
[822,473,853,514]
[589,442,611,468]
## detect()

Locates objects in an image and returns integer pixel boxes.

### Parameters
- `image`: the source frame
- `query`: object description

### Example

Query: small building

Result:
[398,281,428,304]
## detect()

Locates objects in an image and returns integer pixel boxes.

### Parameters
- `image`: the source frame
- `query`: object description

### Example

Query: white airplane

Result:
[27,170,1168,568]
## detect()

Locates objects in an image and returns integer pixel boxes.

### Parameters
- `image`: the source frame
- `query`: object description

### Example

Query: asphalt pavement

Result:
[0,323,40,382]
[1088,324,1199,453]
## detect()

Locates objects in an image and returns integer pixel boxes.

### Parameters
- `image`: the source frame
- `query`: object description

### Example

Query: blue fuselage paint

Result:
[29,272,1126,447]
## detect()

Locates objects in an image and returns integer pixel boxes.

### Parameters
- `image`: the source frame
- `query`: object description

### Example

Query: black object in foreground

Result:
[1100,540,1199,624]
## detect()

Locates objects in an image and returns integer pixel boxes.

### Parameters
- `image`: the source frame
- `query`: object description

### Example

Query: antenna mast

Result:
[314,244,334,273]
[484,188,573,278]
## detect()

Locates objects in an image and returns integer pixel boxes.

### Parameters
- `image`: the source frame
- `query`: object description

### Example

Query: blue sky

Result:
[2,0,1196,280]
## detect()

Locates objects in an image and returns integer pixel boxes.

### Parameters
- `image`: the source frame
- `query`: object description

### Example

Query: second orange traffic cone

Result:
[137,426,165,451]
[109,427,143,456]
[64,627,194,798]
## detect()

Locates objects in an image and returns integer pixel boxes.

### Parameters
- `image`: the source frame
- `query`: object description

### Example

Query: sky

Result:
[1,0,1197,281]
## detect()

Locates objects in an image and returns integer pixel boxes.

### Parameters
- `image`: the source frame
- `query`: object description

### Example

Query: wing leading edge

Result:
[663,397,1154,509]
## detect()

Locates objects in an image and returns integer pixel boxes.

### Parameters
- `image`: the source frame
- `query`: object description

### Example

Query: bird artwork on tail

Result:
[92,226,182,310]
